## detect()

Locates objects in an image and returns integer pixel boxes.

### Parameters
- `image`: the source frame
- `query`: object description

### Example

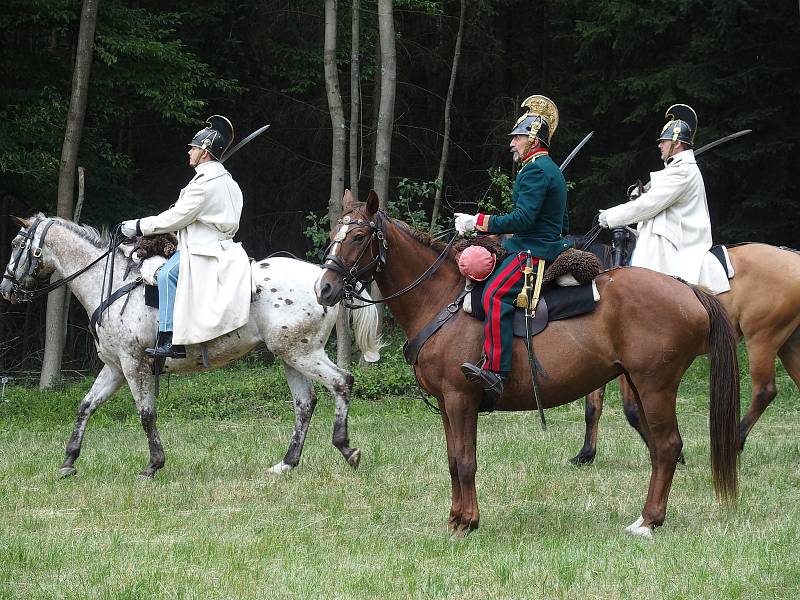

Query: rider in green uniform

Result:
[455,95,571,401]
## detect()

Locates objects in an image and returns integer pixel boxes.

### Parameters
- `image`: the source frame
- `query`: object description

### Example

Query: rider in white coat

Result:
[121,116,251,357]
[598,104,729,294]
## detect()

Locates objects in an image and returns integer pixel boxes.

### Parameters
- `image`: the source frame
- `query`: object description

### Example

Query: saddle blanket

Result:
[710,245,735,278]
[465,280,599,338]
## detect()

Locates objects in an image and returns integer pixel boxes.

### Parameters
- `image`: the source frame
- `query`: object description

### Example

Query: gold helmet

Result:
[509,95,559,147]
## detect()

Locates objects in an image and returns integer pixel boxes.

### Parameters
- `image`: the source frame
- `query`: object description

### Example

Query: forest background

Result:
[1,0,798,374]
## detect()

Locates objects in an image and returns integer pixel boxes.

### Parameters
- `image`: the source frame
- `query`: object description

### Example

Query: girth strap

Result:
[403,287,469,365]
[89,278,143,342]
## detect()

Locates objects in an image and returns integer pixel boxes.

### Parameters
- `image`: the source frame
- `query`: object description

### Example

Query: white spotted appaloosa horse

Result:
[1,215,381,479]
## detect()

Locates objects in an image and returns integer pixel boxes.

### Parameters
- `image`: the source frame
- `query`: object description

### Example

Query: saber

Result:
[559,131,594,172]
[221,124,271,164]
[631,129,753,197]
[694,129,752,158]
[517,254,547,430]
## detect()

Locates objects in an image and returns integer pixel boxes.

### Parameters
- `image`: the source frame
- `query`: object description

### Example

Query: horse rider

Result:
[120,115,251,358]
[597,104,730,294]
[454,95,572,401]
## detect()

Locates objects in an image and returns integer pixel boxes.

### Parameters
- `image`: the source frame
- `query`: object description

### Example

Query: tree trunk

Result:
[373,0,396,213]
[430,0,466,233]
[324,0,353,367]
[371,0,396,336]
[349,0,361,200]
[40,0,100,389]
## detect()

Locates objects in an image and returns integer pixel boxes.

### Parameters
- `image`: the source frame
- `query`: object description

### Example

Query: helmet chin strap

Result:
[667,124,681,158]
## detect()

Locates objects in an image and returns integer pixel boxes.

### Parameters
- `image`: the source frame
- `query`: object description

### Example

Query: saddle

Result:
[462,246,601,338]
[122,234,261,308]
[402,245,601,366]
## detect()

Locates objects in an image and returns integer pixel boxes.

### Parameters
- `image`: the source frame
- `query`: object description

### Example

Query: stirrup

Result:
[145,332,186,359]
[461,362,505,400]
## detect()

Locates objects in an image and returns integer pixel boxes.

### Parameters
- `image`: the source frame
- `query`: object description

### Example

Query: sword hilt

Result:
[516,254,535,308]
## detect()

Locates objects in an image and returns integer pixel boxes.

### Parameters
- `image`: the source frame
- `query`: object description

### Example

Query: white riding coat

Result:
[138,160,251,345]
[602,149,730,294]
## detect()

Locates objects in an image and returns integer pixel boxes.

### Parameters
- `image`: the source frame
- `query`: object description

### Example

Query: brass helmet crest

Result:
[189,115,235,160]
[509,95,559,147]
[657,104,697,147]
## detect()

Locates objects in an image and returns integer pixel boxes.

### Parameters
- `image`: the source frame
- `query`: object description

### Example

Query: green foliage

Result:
[0,0,239,221]
[478,166,513,214]
[303,211,332,260]
[392,177,441,231]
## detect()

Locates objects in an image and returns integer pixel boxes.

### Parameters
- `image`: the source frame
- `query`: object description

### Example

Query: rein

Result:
[321,209,458,309]
[5,219,136,329]
[4,218,115,301]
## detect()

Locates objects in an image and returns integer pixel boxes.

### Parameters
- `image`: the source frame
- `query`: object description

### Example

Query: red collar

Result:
[521,147,548,166]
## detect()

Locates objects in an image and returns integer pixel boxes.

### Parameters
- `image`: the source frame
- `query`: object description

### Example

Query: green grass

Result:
[0,347,799,599]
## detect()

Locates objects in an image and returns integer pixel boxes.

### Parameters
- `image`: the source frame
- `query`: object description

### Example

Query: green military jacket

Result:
[476,149,572,261]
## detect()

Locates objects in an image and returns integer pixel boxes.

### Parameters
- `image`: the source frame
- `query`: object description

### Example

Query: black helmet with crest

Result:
[657,104,697,147]
[188,115,234,160]
[508,95,559,148]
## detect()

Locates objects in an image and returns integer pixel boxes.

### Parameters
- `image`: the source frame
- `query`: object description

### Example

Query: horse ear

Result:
[11,215,30,228]
[365,190,380,215]
[637,179,644,196]
[342,189,354,209]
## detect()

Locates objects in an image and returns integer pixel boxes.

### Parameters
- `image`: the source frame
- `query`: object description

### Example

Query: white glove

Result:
[120,219,139,238]
[598,211,610,228]
[454,213,477,235]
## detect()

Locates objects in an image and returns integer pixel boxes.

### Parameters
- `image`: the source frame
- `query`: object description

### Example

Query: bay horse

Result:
[315,190,740,538]
[570,229,800,465]
[0,215,381,479]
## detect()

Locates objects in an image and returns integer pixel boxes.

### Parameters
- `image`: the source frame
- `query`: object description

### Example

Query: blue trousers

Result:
[157,252,180,333]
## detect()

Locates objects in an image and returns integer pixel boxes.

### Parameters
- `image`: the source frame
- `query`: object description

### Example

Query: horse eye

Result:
[351,233,366,243]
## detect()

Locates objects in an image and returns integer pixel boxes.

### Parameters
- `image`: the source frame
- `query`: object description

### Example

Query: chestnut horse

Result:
[316,190,740,538]
[571,231,800,465]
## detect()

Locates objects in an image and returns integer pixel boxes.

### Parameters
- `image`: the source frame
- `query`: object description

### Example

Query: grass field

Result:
[1,344,799,599]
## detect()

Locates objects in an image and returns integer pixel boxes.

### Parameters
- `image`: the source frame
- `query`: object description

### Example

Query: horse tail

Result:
[689,284,740,503]
[347,291,383,363]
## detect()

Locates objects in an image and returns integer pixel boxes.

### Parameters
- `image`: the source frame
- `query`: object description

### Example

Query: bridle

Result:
[320,208,457,308]
[3,217,122,303]
[3,217,56,295]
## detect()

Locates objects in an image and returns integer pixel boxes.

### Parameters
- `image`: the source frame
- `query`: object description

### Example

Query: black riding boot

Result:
[460,362,506,402]
[145,331,186,359]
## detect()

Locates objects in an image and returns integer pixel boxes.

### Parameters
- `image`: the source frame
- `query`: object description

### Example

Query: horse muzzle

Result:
[315,272,343,306]
[0,277,16,303]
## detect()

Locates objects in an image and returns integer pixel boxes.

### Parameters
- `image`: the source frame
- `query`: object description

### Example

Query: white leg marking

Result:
[624,515,653,539]
[266,461,293,476]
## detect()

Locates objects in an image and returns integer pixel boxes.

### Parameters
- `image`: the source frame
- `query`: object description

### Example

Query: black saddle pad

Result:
[710,244,734,278]
[468,281,596,337]
[145,284,159,308]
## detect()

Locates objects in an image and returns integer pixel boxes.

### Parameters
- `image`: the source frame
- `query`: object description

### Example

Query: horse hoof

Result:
[569,453,595,466]
[625,524,654,539]
[266,461,293,477]
[677,452,686,465]
[624,516,653,539]
[57,466,77,479]
[347,449,361,469]
[137,472,155,483]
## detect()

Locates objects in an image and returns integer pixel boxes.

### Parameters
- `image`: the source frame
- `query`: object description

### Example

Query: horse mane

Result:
[392,218,457,260]
[42,214,111,248]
